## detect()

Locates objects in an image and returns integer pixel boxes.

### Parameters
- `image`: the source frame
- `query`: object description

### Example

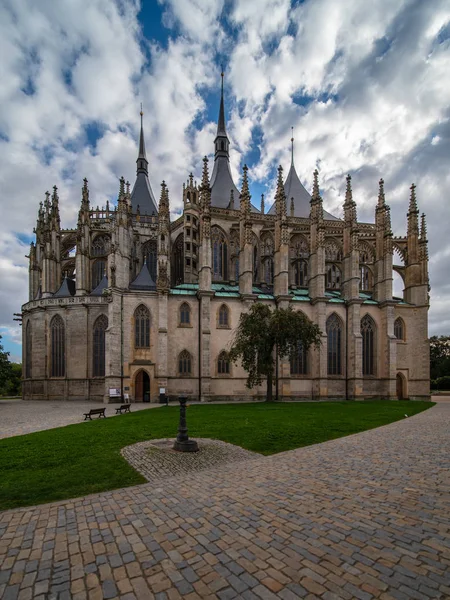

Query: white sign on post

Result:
[109,388,120,397]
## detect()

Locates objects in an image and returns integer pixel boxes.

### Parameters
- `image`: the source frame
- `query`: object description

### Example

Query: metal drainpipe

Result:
[198,293,202,402]
[120,294,124,401]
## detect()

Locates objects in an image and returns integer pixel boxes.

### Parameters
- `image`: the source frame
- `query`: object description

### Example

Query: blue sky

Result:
[0,0,449,361]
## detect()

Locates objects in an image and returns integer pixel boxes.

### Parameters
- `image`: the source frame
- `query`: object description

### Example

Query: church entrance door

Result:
[396,373,404,400]
[135,370,150,402]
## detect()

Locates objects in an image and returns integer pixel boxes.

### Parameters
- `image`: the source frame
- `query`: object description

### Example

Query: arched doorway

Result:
[396,373,406,400]
[135,370,150,402]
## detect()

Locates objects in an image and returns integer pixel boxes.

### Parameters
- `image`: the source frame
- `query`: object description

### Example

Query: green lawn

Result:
[0,400,433,511]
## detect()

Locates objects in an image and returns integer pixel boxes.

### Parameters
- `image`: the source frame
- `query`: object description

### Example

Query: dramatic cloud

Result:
[0,0,449,360]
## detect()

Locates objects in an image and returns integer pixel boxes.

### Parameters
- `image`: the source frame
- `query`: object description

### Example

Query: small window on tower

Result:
[193,231,197,240]
[186,258,191,266]
[193,217,198,226]
[186,229,190,238]
[187,215,191,222]
[186,243,191,251]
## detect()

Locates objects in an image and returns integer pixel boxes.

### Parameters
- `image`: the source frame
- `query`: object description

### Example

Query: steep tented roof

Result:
[54,277,75,297]
[90,275,108,296]
[129,261,156,291]
[210,159,240,209]
[268,163,340,220]
[131,112,158,216]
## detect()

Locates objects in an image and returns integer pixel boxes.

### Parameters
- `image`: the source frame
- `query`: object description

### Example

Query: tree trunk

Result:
[266,370,273,402]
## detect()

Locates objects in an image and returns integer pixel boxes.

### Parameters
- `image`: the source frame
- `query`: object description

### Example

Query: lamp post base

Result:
[173,439,199,452]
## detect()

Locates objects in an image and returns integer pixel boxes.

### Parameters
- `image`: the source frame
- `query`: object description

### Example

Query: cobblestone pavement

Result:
[1,402,449,600]
[122,439,260,482]
[0,400,161,440]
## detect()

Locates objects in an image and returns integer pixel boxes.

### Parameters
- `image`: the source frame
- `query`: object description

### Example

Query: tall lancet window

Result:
[230,232,240,283]
[135,305,150,348]
[25,321,32,379]
[93,315,108,377]
[327,314,342,375]
[361,315,376,376]
[290,235,309,287]
[325,240,342,290]
[172,234,184,286]
[290,340,307,375]
[261,233,274,285]
[92,259,106,289]
[51,315,65,377]
[143,239,157,282]
[212,227,228,281]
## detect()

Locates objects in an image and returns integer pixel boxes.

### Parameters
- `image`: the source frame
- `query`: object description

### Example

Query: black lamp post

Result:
[173,395,199,452]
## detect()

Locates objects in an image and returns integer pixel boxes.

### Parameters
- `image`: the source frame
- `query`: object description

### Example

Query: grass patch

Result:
[0,400,432,511]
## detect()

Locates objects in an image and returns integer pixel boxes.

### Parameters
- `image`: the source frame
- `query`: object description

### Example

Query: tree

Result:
[0,335,13,392]
[228,303,322,401]
[430,335,450,380]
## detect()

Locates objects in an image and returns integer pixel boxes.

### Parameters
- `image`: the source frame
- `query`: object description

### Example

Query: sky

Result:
[0,0,449,362]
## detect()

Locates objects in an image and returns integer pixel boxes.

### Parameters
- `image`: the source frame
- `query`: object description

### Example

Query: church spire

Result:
[137,105,148,176]
[290,127,294,166]
[214,70,230,159]
[131,107,158,215]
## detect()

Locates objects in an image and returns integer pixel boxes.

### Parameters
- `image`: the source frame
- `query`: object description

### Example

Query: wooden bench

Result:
[115,404,131,415]
[83,408,106,420]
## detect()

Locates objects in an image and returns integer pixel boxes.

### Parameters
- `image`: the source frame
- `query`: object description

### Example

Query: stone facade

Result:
[22,88,430,403]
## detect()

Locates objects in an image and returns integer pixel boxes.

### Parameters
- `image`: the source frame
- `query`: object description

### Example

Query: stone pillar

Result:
[346,300,363,399]
[157,293,168,394]
[199,292,213,401]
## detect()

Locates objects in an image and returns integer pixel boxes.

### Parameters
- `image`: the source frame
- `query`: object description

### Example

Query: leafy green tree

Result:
[0,335,13,389]
[229,303,322,401]
[430,336,450,380]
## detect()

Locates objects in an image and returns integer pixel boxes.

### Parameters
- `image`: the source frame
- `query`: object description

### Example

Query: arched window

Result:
[218,351,230,374]
[92,259,106,289]
[361,315,376,376]
[179,302,191,326]
[360,265,371,291]
[51,315,65,377]
[327,314,342,375]
[290,235,309,287]
[218,304,230,328]
[290,340,307,375]
[260,234,274,285]
[172,234,184,286]
[91,235,110,257]
[143,239,157,283]
[212,227,228,281]
[394,317,405,340]
[326,264,341,289]
[25,321,32,379]
[93,315,108,377]
[230,232,240,282]
[178,350,192,376]
[252,240,259,283]
[294,260,308,287]
[135,305,150,348]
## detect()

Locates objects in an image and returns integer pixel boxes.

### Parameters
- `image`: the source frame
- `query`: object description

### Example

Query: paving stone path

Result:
[0,400,160,440]
[121,438,260,483]
[1,401,449,600]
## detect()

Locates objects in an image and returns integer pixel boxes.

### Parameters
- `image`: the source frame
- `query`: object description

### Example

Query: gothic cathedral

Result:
[22,80,430,402]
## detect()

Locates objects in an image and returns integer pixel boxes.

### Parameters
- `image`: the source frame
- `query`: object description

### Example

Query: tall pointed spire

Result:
[240,164,251,215]
[131,107,158,215]
[209,69,241,209]
[217,69,226,136]
[137,105,148,176]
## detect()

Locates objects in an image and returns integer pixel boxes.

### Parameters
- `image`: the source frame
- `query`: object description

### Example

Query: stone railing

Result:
[23,295,110,312]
